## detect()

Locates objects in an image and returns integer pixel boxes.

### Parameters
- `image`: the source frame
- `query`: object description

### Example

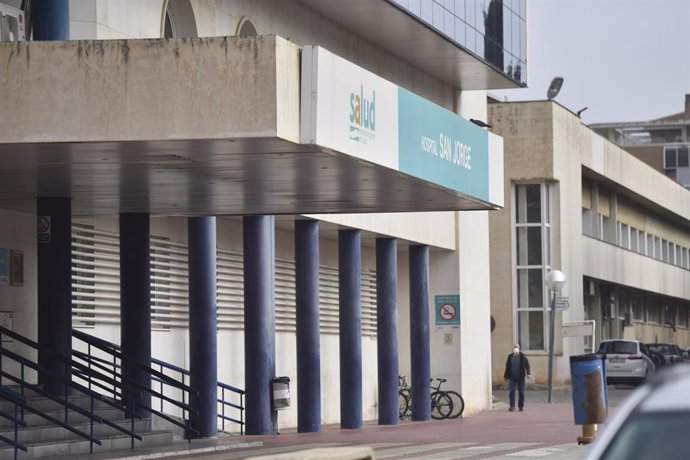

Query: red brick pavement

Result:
[236,403,582,451]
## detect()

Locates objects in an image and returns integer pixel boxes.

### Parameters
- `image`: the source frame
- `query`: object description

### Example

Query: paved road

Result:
[71,388,634,460]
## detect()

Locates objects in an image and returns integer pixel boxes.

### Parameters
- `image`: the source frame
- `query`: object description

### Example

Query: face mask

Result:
[513,348,520,354]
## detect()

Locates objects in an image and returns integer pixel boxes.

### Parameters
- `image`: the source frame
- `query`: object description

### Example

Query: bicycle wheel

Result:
[399,389,410,419]
[430,391,453,420]
[445,390,465,419]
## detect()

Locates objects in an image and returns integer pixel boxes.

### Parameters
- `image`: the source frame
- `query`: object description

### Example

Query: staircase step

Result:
[0,417,150,444]
[0,430,173,458]
[0,407,128,429]
[0,394,122,414]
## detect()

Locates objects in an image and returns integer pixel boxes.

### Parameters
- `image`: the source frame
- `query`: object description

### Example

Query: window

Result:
[664,145,690,187]
[620,223,629,249]
[632,296,644,322]
[647,299,660,323]
[630,227,639,252]
[514,183,551,351]
[646,234,654,257]
[678,308,689,328]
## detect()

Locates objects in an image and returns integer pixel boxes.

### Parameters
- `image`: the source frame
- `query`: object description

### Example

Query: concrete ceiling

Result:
[0,137,493,218]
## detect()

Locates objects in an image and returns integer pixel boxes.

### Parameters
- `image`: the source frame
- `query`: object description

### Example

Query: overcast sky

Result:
[491,0,690,124]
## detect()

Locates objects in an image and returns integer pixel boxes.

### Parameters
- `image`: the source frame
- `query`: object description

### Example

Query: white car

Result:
[597,339,655,385]
[585,364,690,459]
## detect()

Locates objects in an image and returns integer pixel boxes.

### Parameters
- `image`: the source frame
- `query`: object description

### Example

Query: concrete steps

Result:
[0,430,173,458]
[0,389,177,458]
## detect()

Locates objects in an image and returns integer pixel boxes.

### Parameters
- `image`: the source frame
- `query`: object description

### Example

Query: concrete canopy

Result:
[0,35,494,217]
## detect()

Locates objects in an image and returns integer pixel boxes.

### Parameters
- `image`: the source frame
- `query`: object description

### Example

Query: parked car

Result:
[681,347,690,362]
[585,364,690,459]
[646,343,682,367]
[598,339,655,386]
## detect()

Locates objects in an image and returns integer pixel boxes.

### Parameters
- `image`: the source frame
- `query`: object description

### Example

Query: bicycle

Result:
[429,379,453,420]
[432,378,465,419]
[398,375,411,419]
[398,375,456,420]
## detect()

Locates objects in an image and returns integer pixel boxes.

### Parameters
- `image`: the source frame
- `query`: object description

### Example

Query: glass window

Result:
[518,311,544,351]
[514,183,551,351]
[516,184,541,223]
[679,147,689,167]
[454,0,465,19]
[516,227,542,266]
[444,6,455,36]
[665,148,677,168]
[409,0,422,15]
[639,232,646,254]
[421,0,433,22]
[647,300,660,323]
[466,0,476,29]
[632,297,644,321]
[432,1,444,29]
[517,268,544,309]
[679,308,689,328]
[620,223,629,249]
[454,17,466,45]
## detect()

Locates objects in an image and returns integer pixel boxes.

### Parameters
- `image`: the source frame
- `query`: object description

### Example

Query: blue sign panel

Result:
[435,294,461,328]
[398,88,489,201]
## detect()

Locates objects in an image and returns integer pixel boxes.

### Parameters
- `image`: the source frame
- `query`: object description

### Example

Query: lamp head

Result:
[546,269,566,291]
[547,77,564,100]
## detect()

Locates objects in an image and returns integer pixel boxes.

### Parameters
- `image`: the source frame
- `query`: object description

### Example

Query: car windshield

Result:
[599,341,636,355]
[648,344,672,355]
[601,412,690,459]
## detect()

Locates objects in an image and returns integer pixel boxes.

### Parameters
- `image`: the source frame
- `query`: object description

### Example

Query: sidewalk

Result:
[60,389,618,459]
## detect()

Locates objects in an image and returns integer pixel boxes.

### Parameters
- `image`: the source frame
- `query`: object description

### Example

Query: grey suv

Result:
[598,339,655,386]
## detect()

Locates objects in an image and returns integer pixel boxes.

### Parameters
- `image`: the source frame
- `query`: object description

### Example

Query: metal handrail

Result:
[0,386,28,458]
[0,325,144,454]
[72,330,200,439]
[74,329,245,435]
[0,349,144,441]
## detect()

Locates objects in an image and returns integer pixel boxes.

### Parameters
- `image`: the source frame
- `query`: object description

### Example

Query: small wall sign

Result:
[435,294,460,328]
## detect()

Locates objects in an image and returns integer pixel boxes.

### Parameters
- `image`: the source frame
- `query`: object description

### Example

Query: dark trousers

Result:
[509,377,525,409]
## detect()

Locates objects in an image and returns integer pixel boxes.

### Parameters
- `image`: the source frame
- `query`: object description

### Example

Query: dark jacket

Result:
[503,352,531,380]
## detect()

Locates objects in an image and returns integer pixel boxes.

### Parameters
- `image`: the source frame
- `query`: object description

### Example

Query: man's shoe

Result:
[508,407,515,412]
[519,407,524,412]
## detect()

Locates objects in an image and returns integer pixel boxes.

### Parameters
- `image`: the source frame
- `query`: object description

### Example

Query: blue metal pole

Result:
[409,245,431,421]
[339,229,362,429]
[120,214,152,410]
[243,216,277,435]
[295,220,321,433]
[37,198,72,396]
[376,238,398,425]
[32,0,70,40]
[188,217,218,438]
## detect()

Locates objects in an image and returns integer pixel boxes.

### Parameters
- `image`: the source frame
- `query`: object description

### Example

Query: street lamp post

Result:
[546,269,566,404]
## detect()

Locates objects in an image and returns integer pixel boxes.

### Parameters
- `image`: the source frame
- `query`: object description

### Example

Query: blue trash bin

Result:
[569,354,607,425]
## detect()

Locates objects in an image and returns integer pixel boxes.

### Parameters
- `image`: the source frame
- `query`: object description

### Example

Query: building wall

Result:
[1,0,498,423]
[489,100,690,385]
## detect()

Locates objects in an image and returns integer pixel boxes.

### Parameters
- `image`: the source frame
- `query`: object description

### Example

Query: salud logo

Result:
[349,85,376,144]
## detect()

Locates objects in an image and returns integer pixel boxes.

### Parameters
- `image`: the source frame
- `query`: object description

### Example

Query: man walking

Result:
[504,344,530,412]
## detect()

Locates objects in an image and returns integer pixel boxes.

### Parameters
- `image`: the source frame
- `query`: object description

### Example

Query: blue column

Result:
[409,245,431,421]
[339,229,362,429]
[376,238,398,425]
[188,217,218,438]
[32,0,70,40]
[37,198,72,395]
[243,216,277,435]
[295,220,321,433]
[120,214,151,410]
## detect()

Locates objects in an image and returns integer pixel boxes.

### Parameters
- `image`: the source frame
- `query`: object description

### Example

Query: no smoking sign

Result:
[435,294,460,327]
